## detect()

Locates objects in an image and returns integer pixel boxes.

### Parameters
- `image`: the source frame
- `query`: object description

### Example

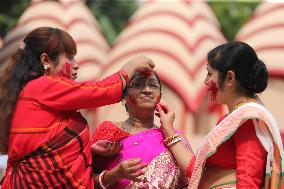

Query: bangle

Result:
[99,170,109,189]
[118,70,129,86]
[167,136,181,147]
[163,134,182,147]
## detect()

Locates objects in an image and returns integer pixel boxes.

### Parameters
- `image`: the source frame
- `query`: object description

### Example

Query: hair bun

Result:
[246,59,268,93]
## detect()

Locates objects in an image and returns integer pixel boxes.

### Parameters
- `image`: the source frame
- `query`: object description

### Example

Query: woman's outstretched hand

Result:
[156,102,176,138]
[121,55,155,81]
[91,140,122,156]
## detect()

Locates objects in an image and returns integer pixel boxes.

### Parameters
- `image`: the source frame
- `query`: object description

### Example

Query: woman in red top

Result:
[0,27,154,189]
[156,41,284,189]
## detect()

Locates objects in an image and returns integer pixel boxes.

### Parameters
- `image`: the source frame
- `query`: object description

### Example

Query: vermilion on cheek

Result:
[58,62,71,79]
[208,80,218,101]
[127,94,137,105]
[156,95,161,104]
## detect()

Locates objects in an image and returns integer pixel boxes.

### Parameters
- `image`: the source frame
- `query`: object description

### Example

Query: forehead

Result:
[131,71,158,81]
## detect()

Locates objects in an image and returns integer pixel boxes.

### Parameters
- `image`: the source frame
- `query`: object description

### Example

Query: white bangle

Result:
[99,170,109,189]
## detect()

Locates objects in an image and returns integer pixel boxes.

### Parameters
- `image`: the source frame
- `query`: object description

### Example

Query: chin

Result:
[139,104,156,110]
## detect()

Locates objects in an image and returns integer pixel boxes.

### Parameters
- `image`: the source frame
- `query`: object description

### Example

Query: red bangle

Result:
[118,70,129,86]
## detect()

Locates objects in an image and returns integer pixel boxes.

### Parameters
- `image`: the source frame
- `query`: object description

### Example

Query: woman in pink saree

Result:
[156,42,284,189]
[91,71,189,188]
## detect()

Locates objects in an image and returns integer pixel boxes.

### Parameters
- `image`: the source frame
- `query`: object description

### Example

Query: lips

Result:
[140,96,154,100]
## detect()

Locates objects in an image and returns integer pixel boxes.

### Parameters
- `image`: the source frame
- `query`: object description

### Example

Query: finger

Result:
[124,158,142,167]
[112,144,122,154]
[155,112,160,118]
[129,170,145,180]
[158,102,170,114]
[156,104,165,117]
[147,58,155,69]
[127,163,147,173]
[108,142,119,153]
[94,140,110,147]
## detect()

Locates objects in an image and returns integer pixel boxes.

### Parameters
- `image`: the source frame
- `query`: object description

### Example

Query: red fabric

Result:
[3,73,123,189]
[91,121,131,174]
[3,114,93,188]
[186,116,267,188]
[91,121,131,143]
[185,156,196,177]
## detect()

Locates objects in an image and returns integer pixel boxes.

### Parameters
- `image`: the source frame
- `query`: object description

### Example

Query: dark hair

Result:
[0,27,77,154]
[207,41,268,97]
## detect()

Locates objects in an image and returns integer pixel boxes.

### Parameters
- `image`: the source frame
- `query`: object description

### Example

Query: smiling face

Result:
[124,71,161,112]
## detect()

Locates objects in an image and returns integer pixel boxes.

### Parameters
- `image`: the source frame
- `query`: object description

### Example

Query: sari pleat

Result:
[3,114,93,189]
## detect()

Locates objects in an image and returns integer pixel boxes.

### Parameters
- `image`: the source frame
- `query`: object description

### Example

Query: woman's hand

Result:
[111,158,146,182]
[121,55,155,81]
[91,140,122,156]
[155,102,176,138]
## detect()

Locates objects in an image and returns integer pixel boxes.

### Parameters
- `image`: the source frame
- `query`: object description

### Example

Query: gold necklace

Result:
[121,120,156,134]
[231,101,247,112]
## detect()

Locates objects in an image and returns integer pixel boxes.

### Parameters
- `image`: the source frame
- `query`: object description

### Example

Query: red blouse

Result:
[91,121,131,143]
[186,116,267,188]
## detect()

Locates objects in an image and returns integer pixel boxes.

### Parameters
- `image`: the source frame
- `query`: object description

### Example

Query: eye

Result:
[129,82,141,88]
[149,83,160,88]
[67,55,74,61]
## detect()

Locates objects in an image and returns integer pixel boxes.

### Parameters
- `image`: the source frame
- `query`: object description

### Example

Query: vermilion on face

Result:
[208,80,219,102]
[55,53,78,80]
[58,62,71,79]
[126,71,161,109]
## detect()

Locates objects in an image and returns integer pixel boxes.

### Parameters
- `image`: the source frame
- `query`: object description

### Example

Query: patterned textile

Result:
[2,114,94,189]
[210,183,236,189]
[188,102,284,189]
[91,122,188,188]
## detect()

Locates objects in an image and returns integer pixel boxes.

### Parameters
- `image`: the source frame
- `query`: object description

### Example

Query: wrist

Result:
[161,127,176,138]
[105,167,123,184]
[98,170,109,189]
[163,134,182,147]
[118,70,129,87]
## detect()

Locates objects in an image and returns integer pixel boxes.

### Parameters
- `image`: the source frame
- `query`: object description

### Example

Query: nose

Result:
[204,77,209,85]
[72,60,79,70]
[142,84,152,92]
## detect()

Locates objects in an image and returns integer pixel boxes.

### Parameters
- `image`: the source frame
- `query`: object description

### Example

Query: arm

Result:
[25,55,156,111]
[156,103,195,174]
[233,120,267,188]
[28,73,123,110]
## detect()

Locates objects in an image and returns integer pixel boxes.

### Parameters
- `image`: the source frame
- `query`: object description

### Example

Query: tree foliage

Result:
[0,0,29,38]
[208,0,260,41]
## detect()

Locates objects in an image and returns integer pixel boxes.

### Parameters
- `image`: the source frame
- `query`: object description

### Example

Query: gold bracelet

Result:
[163,134,181,146]
[167,136,182,147]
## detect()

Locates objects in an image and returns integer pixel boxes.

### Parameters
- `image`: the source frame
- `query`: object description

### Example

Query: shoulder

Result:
[91,121,129,143]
